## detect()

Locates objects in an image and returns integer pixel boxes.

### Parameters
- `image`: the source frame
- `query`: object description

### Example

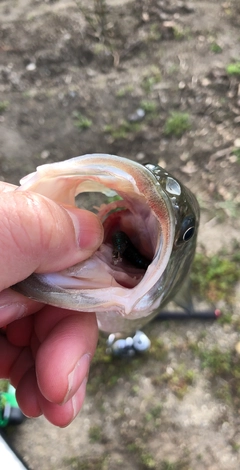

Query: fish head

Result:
[14,154,199,333]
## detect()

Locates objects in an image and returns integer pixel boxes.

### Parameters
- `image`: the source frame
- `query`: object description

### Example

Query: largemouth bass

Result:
[14,154,199,334]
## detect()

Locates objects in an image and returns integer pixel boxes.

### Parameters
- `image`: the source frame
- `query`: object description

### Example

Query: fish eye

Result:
[183,226,195,241]
[177,215,196,244]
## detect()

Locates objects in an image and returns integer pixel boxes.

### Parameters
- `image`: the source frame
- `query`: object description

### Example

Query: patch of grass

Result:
[164,112,191,137]
[162,365,195,399]
[140,452,156,469]
[73,112,92,130]
[161,462,178,470]
[149,337,168,362]
[116,85,134,98]
[210,42,223,54]
[140,100,157,113]
[64,455,107,470]
[216,199,240,219]
[0,101,9,113]
[191,252,240,303]
[218,311,233,325]
[146,404,162,420]
[200,348,232,375]
[167,64,180,75]
[230,441,240,453]
[144,404,163,426]
[87,338,146,396]
[89,425,103,443]
[173,26,190,41]
[104,120,141,139]
[196,346,240,407]
[148,23,162,42]
[141,66,161,93]
[160,460,189,470]
[232,147,240,162]
[226,61,240,76]
[127,442,156,469]
[77,0,110,43]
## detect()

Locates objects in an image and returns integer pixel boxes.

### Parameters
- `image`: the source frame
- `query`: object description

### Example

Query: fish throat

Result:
[75,183,158,289]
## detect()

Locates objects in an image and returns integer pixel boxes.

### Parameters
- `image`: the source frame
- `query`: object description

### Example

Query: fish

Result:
[13,154,199,334]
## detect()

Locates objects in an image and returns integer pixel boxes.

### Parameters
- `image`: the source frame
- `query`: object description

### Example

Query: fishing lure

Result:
[112,231,151,270]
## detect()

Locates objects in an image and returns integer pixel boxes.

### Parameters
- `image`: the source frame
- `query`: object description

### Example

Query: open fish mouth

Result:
[15,154,175,324]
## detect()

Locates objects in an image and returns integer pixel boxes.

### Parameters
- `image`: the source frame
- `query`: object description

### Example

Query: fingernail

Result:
[71,377,88,420]
[63,354,91,404]
[66,208,103,250]
[0,304,26,327]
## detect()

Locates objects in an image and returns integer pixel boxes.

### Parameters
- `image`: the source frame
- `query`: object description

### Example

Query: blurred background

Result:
[0,1,240,469]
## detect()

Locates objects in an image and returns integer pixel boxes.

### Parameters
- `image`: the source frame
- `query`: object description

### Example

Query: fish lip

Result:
[17,154,176,316]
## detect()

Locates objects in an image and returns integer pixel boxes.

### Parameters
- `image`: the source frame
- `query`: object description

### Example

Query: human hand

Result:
[0,181,103,426]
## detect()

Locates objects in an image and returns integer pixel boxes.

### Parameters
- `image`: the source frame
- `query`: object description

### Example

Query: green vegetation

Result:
[161,365,195,399]
[191,251,240,303]
[226,61,240,76]
[89,425,103,443]
[210,42,223,54]
[64,455,107,470]
[200,347,232,375]
[217,310,233,325]
[231,441,240,453]
[188,333,240,407]
[77,0,109,44]
[148,337,168,362]
[127,442,156,469]
[197,346,240,406]
[0,101,9,113]
[73,112,92,130]
[148,23,162,42]
[160,460,189,470]
[141,66,162,93]
[145,404,162,422]
[164,112,191,137]
[87,338,145,396]
[216,199,240,219]
[173,26,190,41]
[167,64,180,75]
[140,452,156,468]
[140,100,157,114]
[104,120,141,139]
[116,85,134,98]
[232,147,240,162]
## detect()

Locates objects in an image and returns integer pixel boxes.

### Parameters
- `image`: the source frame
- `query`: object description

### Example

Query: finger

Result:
[0,182,17,193]
[16,355,87,426]
[6,316,34,347]
[0,190,103,291]
[36,378,87,427]
[9,346,34,388]
[0,333,22,378]
[35,311,98,404]
[0,288,44,327]
[34,304,76,342]
[16,367,42,418]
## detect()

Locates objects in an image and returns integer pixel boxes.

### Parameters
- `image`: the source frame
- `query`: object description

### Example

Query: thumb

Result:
[0,190,103,291]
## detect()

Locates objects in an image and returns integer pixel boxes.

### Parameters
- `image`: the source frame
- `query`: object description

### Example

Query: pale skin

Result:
[0,181,103,427]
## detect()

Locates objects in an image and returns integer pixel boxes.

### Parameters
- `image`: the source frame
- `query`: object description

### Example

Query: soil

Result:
[0,1,240,469]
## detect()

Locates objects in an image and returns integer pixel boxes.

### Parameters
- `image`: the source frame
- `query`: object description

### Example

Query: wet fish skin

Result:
[13,154,199,334]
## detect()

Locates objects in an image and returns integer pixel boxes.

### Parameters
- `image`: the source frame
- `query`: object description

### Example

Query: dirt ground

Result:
[0,0,240,469]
